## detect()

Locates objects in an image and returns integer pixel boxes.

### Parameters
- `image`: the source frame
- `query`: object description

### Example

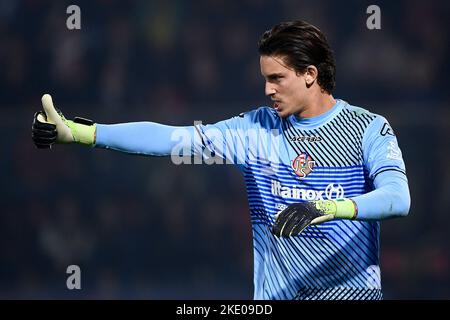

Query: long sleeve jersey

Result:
[95,99,410,300]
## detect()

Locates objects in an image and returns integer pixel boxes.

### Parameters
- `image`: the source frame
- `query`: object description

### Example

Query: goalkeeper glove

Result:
[272,198,357,237]
[32,94,96,148]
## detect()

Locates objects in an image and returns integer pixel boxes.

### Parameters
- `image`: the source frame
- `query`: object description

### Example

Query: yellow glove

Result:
[272,199,358,237]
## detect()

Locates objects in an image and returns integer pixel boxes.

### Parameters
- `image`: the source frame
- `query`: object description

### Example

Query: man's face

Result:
[260,55,307,118]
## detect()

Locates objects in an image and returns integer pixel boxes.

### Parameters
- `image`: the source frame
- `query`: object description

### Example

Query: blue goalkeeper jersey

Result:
[96,98,408,300]
[191,99,406,300]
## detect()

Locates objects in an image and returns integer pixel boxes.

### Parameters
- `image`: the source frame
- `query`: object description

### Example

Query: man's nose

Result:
[265,82,276,96]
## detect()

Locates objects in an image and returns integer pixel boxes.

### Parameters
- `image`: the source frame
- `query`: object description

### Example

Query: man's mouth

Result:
[273,102,282,111]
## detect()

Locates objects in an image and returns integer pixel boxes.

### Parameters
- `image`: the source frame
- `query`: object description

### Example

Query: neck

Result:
[297,92,336,118]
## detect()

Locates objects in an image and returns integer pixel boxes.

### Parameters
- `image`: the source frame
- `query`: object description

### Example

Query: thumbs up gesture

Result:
[32,94,96,148]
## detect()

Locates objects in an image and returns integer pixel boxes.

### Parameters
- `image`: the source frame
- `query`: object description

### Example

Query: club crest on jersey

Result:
[291,152,315,178]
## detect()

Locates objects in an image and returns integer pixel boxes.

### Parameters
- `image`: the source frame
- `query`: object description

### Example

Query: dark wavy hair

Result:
[258,20,336,93]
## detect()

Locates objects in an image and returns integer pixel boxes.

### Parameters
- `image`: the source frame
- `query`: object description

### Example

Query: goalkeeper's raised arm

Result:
[32,93,195,156]
[32,93,257,164]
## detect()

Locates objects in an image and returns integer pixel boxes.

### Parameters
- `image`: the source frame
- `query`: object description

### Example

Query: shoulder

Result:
[340,100,379,122]
[236,106,280,128]
[338,101,399,147]
[338,100,392,133]
[238,106,277,119]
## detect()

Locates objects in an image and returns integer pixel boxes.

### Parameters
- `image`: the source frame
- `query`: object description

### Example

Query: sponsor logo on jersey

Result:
[324,183,345,199]
[275,203,288,211]
[291,152,315,178]
[380,123,395,136]
[290,135,322,142]
[271,181,345,201]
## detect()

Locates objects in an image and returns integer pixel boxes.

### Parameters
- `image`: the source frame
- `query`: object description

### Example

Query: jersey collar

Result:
[288,99,345,129]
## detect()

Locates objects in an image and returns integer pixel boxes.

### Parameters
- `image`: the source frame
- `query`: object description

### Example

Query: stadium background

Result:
[0,0,449,299]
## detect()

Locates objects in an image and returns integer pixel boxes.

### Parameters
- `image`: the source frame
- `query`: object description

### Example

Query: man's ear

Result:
[304,65,318,88]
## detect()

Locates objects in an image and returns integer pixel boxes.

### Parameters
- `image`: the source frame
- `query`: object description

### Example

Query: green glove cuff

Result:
[65,120,96,146]
[314,198,357,220]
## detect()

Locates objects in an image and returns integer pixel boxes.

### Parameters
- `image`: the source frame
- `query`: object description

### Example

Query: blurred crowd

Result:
[0,0,449,299]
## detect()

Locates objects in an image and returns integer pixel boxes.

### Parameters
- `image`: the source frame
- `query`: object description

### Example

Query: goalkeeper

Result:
[31,20,410,300]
